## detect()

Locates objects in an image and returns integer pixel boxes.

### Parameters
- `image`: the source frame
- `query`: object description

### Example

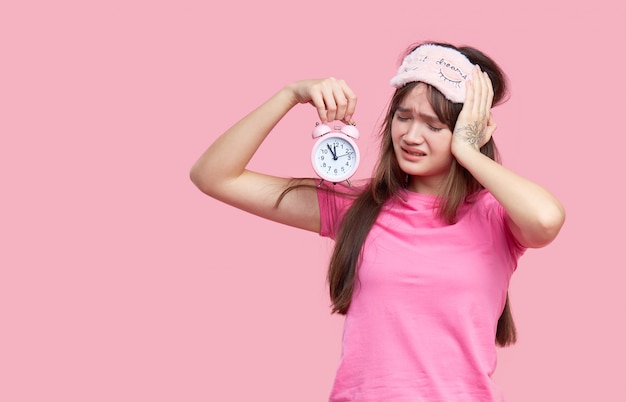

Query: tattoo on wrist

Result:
[454,121,485,148]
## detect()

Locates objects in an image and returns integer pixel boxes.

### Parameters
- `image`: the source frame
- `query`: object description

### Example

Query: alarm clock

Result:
[311,122,360,184]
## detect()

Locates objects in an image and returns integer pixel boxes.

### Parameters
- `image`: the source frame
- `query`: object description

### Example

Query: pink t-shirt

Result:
[318,185,526,402]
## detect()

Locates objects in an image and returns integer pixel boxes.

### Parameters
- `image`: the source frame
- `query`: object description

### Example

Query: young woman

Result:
[190,42,565,401]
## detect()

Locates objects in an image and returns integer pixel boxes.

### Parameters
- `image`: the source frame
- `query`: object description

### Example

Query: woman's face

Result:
[391,83,454,195]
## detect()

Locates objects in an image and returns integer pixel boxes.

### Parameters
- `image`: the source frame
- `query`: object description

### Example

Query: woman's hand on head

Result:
[451,66,497,156]
[287,78,357,123]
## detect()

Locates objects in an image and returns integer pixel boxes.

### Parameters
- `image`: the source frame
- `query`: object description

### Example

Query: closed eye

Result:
[394,113,411,122]
[428,124,443,132]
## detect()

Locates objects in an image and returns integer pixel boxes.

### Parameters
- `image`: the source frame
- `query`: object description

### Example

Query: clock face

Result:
[311,133,360,182]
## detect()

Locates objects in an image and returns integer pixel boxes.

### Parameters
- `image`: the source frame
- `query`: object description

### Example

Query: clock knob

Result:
[312,123,332,139]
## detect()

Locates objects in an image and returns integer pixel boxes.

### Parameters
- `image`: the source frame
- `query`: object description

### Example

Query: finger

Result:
[483,71,494,112]
[477,71,492,115]
[472,68,493,124]
[320,81,338,122]
[309,89,328,123]
[339,80,358,123]
[485,113,497,142]
[463,70,475,113]
[332,84,349,122]
[463,66,478,116]
[472,66,483,116]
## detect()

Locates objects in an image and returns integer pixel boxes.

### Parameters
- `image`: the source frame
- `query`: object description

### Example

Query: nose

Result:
[403,122,425,145]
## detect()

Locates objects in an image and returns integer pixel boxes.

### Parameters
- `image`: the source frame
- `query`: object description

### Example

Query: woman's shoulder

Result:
[461,189,506,221]
[466,188,498,207]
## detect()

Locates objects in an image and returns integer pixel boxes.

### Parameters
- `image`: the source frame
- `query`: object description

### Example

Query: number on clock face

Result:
[313,136,357,181]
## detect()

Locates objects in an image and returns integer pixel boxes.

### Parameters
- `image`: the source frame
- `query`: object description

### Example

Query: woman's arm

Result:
[451,67,566,248]
[189,78,357,233]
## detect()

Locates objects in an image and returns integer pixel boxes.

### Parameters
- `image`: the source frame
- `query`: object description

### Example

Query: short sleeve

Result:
[479,191,527,262]
[316,181,359,240]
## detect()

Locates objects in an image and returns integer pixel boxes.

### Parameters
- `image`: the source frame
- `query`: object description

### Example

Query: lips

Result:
[402,147,426,157]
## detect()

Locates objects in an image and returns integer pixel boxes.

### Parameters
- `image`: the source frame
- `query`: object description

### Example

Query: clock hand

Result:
[337,151,354,158]
[327,144,338,160]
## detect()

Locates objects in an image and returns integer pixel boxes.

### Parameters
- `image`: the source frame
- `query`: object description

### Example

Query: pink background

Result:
[1,1,624,401]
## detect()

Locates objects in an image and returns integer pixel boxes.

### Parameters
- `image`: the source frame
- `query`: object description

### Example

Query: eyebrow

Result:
[396,107,442,124]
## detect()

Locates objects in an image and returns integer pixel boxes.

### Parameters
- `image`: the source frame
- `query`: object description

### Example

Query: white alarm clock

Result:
[311,122,360,185]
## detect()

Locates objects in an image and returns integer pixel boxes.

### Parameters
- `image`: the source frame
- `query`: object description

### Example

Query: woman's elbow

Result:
[189,162,213,195]
[526,205,566,248]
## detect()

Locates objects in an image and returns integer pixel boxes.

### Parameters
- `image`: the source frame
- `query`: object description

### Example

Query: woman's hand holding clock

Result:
[288,78,358,124]
[289,78,361,184]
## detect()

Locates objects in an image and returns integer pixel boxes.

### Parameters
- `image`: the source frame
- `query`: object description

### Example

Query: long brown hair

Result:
[328,42,518,347]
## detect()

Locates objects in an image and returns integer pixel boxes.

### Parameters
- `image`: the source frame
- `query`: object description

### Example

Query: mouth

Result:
[402,147,426,157]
